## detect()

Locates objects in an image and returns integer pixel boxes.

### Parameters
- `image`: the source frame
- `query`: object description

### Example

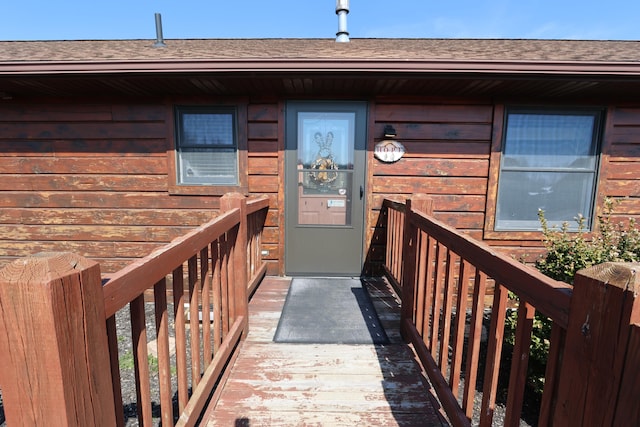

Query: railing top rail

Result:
[382,197,407,213]
[246,195,270,215]
[102,208,242,318]
[409,207,572,328]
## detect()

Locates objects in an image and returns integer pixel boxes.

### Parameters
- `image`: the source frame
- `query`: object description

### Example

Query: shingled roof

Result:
[3,38,640,99]
[2,38,640,75]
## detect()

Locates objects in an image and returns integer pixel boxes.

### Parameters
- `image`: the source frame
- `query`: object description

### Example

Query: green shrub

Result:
[506,198,640,397]
[536,198,640,284]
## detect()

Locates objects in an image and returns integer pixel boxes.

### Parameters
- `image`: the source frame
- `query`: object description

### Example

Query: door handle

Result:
[360,185,364,199]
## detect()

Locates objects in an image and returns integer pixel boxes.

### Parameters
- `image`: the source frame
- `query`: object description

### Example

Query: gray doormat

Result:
[273,277,390,344]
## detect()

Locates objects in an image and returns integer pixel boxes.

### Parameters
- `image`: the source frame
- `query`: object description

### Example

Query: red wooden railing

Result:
[245,196,269,295]
[0,193,269,427]
[382,195,640,426]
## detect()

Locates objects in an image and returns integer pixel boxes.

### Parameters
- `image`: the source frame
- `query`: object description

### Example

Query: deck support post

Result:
[552,262,640,426]
[0,252,116,426]
[220,192,249,337]
[400,194,433,342]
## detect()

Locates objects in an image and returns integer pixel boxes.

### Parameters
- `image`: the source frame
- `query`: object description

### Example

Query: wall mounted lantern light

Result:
[383,124,397,139]
[374,124,406,163]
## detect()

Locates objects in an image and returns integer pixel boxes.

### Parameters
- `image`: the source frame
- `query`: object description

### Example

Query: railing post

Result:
[400,194,433,341]
[0,252,116,426]
[553,262,640,426]
[220,192,249,336]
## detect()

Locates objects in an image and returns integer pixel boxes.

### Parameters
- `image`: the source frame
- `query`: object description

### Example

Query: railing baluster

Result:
[479,283,509,426]
[154,278,173,427]
[228,227,238,321]
[211,240,222,351]
[248,212,258,278]
[393,208,400,279]
[430,242,446,358]
[220,232,230,337]
[504,302,535,426]
[388,205,403,283]
[106,315,125,427]
[384,206,392,273]
[462,269,487,418]
[423,235,437,344]
[450,259,472,399]
[538,322,565,426]
[247,214,254,277]
[387,207,394,276]
[130,294,152,427]
[394,208,403,280]
[188,255,201,386]
[201,247,212,366]
[415,230,428,334]
[388,208,395,276]
[172,265,189,413]
[439,250,457,377]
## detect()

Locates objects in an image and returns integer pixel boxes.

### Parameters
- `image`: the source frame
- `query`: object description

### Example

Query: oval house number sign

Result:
[374,139,406,163]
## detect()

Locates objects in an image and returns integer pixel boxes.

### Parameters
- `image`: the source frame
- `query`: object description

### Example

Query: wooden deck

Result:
[202,276,449,426]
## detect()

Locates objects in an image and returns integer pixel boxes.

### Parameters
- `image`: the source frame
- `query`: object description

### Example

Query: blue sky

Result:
[2,0,639,41]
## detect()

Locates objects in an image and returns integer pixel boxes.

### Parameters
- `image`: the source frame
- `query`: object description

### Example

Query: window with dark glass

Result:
[495,109,602,231]
[175,107,237,185]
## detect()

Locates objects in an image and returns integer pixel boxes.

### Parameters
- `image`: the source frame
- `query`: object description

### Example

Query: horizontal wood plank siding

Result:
[0,192,220,209]
[247,103,280,274]
[601,108,640,215]
[367,101,493,274]
[1,97,640,276]
[0,102,213,273]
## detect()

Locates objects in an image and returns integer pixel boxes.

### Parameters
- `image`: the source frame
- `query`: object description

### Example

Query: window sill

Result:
[483,230,545,241]
[168,183,248,196]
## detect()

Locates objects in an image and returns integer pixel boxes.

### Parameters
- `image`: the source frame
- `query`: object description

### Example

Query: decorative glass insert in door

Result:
[297,112,355,226]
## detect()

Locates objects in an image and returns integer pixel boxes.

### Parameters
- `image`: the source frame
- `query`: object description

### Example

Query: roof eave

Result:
[2,59,640,77]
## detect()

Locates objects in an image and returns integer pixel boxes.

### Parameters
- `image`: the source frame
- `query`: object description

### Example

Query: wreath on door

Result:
[309,131,338,185]
[310,156,338,184]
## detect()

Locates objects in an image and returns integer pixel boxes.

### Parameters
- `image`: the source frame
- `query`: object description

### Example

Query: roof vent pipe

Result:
[153,13,167,48]
[335,0,350,42]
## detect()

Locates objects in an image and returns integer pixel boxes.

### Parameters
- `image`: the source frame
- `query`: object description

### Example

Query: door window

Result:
[296,112,355,226]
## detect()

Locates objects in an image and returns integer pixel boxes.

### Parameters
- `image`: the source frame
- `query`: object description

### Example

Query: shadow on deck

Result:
[202,276,450,426]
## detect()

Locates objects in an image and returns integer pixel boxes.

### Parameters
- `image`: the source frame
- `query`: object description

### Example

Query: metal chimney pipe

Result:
[335,0,350,42]
[153,13,167,48]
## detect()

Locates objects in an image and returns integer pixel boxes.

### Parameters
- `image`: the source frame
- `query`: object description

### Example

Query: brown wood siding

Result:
[2,98,640,277]
[366,101,494,274]
[599,106,640,223]
[0,100,284,274]
[0,102,217,273]
[247,103,281,275]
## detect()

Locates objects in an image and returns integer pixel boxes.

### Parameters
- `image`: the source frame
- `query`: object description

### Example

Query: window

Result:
[169,104,247,196]
[494,109,602,231]
[175,107,238,186]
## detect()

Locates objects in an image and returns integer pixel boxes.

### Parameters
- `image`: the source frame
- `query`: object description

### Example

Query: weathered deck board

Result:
[203,277,449,426]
